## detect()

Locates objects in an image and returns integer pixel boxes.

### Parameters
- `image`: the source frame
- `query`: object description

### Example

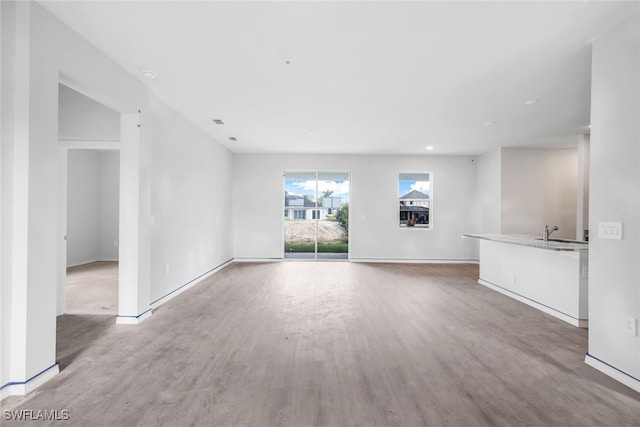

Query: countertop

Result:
[462,233,588,251]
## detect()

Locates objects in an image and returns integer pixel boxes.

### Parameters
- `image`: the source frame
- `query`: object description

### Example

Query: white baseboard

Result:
[67,258,118,268]
[478,279,586,328]
[149,259,234,309]
[350,258,479,264]
[232,257,479,264]
[0,363,59,400]
[116,309,152,325]
[585,353,640,394]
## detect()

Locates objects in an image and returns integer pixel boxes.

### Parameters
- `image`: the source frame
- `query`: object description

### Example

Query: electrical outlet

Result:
[625,317,637,336]
[165,263,170,275]
[113,240,118,247]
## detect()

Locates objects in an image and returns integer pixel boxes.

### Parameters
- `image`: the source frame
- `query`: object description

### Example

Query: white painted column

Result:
[1,1,59,398]
[117,112,151,324]
[56,148,68,315]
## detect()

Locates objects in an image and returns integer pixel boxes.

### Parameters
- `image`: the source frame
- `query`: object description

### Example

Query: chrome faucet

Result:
[543,225,559,241]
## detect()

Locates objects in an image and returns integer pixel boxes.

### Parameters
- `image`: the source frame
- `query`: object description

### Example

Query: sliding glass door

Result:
[283,172,317,260]
[283,171,350,260]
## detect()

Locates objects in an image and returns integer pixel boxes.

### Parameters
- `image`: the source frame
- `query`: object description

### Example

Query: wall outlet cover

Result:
[598,222,622,240]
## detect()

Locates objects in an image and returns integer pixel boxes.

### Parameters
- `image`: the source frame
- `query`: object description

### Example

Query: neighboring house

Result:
[284,193,324,220]
[284,193,345,220]
[399,189,430,225]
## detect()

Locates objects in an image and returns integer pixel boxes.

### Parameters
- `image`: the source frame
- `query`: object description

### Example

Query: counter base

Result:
[478,279,588,328]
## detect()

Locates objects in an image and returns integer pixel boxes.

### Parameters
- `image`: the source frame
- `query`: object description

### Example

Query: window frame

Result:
[398,171,433,230]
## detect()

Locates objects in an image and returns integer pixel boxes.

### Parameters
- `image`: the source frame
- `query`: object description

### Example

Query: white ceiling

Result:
[40,1,639,156]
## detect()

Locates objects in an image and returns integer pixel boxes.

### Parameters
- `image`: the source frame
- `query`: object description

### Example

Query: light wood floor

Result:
[4,262,640,426]
[66,261,118,315]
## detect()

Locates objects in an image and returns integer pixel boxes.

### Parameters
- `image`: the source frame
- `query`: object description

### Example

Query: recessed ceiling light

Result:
[212,119,224,125]
[426,146,434,150]
[588,124,592,128]
[485,121,496,125]
[228,137,238,142]
[142,69,157,79]
[525,99,539,105]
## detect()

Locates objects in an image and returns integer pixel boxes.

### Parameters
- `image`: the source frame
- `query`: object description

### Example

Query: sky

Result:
[399,180,430,197]
[285,179,350,200]
[285,178,429,199]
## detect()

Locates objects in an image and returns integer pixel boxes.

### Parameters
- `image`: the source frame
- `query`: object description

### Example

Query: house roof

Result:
[285,194,317,208]
[400,189,429,200]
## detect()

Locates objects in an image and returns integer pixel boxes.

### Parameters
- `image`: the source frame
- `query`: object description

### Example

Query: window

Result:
[399,172,431,228]
[293,209,306,219]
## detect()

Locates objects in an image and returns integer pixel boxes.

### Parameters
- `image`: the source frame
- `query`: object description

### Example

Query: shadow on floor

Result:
[56,314,115,370]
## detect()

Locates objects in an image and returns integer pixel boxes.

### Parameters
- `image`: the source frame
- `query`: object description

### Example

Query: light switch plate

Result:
[599,222,622,239]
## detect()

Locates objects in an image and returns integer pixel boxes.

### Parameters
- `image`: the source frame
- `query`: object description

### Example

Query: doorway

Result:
[64,148,120,315]
[283,171,350,260]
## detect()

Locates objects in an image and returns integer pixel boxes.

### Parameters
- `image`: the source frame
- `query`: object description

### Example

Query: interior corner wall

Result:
[588,12,640,385]
[67,150,100,266]
[232,154,478,261]
[66,150,119,267]
[500,147,578,240]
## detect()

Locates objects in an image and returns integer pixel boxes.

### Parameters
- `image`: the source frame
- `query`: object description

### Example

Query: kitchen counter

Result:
[464,233,588,327]
[463,233,588,251]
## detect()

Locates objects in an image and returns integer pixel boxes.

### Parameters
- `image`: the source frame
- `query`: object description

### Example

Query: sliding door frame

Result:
[282,170,351,261]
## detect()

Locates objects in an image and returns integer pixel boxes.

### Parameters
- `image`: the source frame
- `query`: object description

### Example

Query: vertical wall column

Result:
[576,135,590,241]
[117,112,151,324]
[1,1,60,398]
[56,148,68,315]
[586,12,640,393]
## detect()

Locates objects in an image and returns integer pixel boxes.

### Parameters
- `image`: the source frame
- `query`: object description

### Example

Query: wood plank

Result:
[3,262,640,426]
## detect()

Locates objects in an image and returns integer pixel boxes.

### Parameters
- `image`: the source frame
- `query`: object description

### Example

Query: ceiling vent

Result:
[212,119,224,125]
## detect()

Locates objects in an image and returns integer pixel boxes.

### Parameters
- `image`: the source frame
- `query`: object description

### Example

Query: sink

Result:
[535,238,588,244]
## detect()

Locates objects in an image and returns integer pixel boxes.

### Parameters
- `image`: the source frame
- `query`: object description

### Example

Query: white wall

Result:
[66,150,119,267]
[0,0,12,397]
[501,147,578,240]
[587,12,640,389]
[233,154,478,261]
[1,0,233,396]
[98,151,120,261]
[149,95,233,303]
[475,149,501,234]
[67,150,99,266]
[58,84,120,141]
